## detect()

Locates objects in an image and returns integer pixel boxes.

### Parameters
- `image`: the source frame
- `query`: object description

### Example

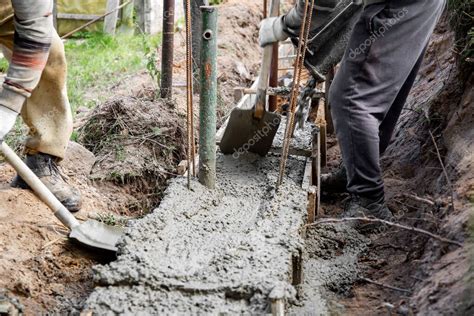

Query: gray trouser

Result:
[328,0,445,199]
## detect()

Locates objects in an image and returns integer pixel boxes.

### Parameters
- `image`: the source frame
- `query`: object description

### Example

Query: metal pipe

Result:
[161,0,175,99]
[198,6,218,189]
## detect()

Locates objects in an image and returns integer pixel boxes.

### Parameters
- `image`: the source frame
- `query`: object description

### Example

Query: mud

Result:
[85,153,310,313]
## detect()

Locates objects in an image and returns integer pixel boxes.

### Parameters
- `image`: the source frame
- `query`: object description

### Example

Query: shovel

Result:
[219,0,281,157]
[1,142,123,252]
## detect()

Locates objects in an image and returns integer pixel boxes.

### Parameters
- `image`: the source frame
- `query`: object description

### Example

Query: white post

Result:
[104,0,120,34]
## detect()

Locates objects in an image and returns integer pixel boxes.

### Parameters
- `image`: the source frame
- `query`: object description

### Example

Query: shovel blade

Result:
[69,220,124,252]
[219,108,281,157]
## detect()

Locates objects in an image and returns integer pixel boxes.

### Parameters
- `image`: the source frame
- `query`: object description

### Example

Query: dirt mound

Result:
[79,96,186,214]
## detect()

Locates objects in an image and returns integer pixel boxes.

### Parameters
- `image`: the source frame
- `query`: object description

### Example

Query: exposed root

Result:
[306,217,463,247]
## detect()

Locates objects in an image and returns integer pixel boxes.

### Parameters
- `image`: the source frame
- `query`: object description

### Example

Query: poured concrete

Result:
[85,153,309,314]
[271,117,315,157]
[289,225,368,315]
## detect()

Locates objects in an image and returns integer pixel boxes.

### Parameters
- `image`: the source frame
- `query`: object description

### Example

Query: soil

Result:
[315,13,473,315]
[0,144,109,315]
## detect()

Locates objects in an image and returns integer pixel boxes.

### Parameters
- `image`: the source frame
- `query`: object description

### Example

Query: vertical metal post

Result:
[198,6,217,189]
[161,0,175,99]
[191,0,205,92]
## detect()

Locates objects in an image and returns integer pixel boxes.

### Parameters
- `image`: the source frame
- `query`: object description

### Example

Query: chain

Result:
[277,0,315,187]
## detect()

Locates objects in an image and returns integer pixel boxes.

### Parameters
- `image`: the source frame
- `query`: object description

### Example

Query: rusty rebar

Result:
[185,0,194,188]
[277,0,314,187]
[161,0,175,99]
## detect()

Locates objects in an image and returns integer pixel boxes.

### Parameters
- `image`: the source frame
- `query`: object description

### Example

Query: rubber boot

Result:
[321,164,347,193]
[11,153,82,212]
[341,194,393,232]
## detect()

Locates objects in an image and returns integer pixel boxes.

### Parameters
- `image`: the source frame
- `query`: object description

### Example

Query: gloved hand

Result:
[0,105,18,141]
[259,16,289,47]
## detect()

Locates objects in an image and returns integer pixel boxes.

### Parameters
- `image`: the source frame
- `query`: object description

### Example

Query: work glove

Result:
[0,105,18,142]
[259,16,289,47]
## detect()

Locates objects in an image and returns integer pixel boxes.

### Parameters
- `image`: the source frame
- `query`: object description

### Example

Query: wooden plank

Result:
[311,131,321,217]
[307,185,317,223]
[315,84,327,168]
[268,146,311,158]
[104,0,120,34]
[302,158,312,190]
[271,299,285,316]
[292,251,303,286]
[118,0,135,34]
[57,13,102,20]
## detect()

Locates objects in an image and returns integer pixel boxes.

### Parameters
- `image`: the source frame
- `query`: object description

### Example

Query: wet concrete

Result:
[85,153,309,313]
[289,224,369,315]
[272,117,315,156]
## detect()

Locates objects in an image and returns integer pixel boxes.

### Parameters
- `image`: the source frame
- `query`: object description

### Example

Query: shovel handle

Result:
[254,0,280,120]
[1,142,80,229]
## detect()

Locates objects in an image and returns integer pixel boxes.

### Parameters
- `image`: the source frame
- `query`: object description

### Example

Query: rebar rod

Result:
[161,0,175,99]
[277,0,315,187]
[185,0,194,188]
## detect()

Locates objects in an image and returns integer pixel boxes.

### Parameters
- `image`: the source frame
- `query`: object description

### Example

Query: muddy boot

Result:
[341,195,393,232]
[321,164,347,193]
[11,153,82,212]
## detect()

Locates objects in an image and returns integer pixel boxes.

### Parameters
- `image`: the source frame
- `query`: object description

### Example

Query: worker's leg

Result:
[378,48,426,155]
[22,31,73,159]
[0,20,72,159]
[329,0,445,200]
[0,18,81,212]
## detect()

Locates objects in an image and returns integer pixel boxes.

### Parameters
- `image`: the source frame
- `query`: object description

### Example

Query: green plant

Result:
[0,58,8,72]
[115,144,126,161]
[447,0,474,62]
[64,31,161,113]
[139,29,161,91]
[95,212,128,227]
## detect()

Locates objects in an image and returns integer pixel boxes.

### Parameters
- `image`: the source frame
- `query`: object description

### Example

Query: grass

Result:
[65,31,162,112]
[447,0,473,63]
[95,212,129,227]
[0,31,162,155]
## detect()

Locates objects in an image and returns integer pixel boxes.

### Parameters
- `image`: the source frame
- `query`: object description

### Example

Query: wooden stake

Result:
[271,299,285,316]
[307,186,316,223]
[104,0,120,34]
